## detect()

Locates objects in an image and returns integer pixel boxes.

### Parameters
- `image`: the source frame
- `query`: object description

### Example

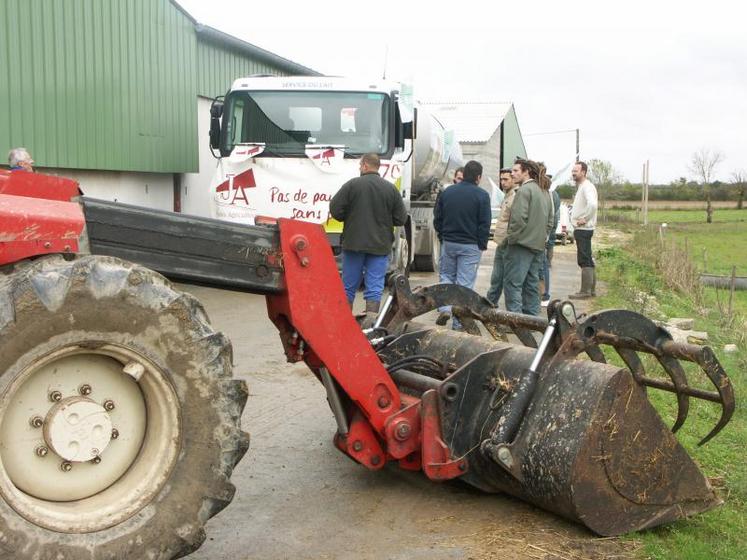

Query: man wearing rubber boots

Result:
[569,161,598,299]
[330,153,407,316]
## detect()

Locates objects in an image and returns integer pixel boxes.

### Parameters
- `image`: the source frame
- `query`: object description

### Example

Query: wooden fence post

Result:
[728,265,736,320]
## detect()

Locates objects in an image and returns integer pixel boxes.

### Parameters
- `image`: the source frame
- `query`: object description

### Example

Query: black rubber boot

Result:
[569,267,594,300]
[360,300,380,329]
[591,267,597,296]
[435,311,451,326]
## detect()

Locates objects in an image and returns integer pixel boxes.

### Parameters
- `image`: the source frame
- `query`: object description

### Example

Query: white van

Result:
[555,202,574,245]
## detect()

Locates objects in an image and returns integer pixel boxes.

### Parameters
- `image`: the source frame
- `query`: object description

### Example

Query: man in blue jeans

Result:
[433,160,491,329]
[503,159,554,316]
[330,153,407,315]
[486,168,518,306]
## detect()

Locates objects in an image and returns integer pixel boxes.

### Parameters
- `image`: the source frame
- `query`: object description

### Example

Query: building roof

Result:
[194,25,322,77]
[171,1,320,77]
[422,102,514,143]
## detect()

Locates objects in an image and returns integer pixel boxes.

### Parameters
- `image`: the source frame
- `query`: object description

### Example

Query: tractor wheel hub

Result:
[43,396,112,462]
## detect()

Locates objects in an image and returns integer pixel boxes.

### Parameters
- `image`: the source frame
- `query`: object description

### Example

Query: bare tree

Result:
[731,169,746,210]
[689,148,724,223]
[587,159,623,220]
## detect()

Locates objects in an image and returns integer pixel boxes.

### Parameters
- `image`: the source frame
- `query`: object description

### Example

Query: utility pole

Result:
[642,160,650,226]
[641,163,646,225]
[575,129,580,161]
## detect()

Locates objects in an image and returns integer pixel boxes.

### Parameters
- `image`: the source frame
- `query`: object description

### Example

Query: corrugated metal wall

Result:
[196,40,291,99]
[0,0,198,173]
[0,0,312,174]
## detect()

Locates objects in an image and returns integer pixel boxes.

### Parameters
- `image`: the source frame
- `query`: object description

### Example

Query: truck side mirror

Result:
[403,107,417,140]
[210,100,224,119]
[395,105,416,148]
[209,99,224,150]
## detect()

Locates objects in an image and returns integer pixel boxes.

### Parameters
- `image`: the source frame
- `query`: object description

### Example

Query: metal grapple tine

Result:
[585,345,607,363]
[615,347,646,383]
[661,341,736,445]
[445,305,542,348]
[656,355,691,433]
[572,308,737,444]
[617,347,698,435]
[452,306,482,336]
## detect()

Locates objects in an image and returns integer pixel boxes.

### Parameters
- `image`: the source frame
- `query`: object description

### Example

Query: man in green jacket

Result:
[503,159,554,316]
[330,153,408,314]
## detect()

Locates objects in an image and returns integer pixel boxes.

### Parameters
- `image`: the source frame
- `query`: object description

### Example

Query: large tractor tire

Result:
[0,255,249,559]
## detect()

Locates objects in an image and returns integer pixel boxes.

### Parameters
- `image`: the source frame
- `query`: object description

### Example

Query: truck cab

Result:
[209,76,415,271]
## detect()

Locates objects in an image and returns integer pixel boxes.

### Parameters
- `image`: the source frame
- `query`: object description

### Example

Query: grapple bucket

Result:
[374,276,735,536]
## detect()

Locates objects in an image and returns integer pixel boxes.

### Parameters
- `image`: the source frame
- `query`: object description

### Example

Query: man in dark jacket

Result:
[433,160,491,329]
[330,153,407,313]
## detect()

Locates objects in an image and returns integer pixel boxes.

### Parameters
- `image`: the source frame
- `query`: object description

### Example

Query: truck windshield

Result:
[222,91,390,157]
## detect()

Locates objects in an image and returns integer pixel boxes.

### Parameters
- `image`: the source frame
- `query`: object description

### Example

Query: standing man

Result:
[486,168,518,305]
[7,148,34,172]
[446,167,464,188]
[434,160,491,329]
[541,172,561,306]
[503,159,554,316]
[330,153,407,314]
[569,161,598,299]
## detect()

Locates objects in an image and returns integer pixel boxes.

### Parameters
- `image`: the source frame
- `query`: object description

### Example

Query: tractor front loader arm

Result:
[77,196,465,478]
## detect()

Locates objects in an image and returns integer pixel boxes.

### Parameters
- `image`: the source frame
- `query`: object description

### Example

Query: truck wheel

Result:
[396,235,410,277]
[0,255,249,559]
[413,229,440,273]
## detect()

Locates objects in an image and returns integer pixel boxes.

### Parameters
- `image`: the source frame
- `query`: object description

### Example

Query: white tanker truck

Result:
[208,76,463,272]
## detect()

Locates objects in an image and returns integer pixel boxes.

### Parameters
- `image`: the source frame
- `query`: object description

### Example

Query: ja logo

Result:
[216,168,257,205]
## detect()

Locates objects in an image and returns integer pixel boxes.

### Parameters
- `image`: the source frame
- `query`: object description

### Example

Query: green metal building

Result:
[0,0,318,208]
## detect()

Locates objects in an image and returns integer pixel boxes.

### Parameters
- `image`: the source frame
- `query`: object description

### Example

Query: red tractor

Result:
[0,170,734,558]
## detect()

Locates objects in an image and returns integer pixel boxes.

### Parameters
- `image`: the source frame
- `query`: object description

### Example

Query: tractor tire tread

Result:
[0,255,249,560]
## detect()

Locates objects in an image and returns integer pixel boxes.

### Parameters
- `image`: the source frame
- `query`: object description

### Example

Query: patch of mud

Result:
[595,228,633,250]
[437,510,641,560]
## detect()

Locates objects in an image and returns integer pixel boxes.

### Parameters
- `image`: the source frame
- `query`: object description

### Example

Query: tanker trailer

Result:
[409,109,464,271]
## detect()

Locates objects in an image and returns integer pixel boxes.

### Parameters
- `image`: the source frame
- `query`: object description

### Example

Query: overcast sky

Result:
[178,0,746,184]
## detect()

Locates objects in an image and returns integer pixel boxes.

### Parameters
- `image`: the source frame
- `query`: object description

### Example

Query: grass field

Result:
[595,213,746,559]
[604,200,740,210]
[603,207,747,225]
[666,220,747,316]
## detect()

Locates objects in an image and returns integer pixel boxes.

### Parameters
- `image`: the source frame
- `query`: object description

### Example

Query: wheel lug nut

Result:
[79,384,92,396]
[35,445,48,457]
[90,456,101,464]
[60,461,73,472]
[103,400,115,411]
[111,428,119,439]
[29,416,44,428]
[49,391,62,402]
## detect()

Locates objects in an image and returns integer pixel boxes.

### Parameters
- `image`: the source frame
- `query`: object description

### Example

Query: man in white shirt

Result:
[569,161,598,299]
